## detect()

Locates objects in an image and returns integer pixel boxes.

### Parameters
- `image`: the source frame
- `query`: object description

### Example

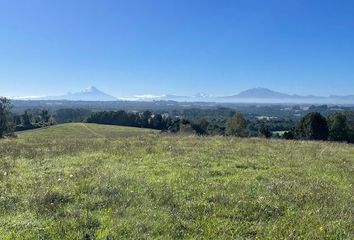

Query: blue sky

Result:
[1,0,354,98]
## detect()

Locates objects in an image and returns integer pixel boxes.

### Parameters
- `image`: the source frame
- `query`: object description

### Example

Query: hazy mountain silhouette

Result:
[227,87,293,99]
[10,86,354,103]
[120,87,354,103]
[42,86,117,101]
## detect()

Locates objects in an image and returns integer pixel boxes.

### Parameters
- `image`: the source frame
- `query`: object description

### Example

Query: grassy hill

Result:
[17,123,159,139]
[1,123,353,239]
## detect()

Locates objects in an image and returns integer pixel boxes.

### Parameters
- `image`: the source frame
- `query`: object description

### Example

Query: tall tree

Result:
[259,123,272,138]
[225,112,247,137]
[191,118,210,135]
[22,111,32,126]
[327,112,348,142]
[141,111,152,128]
[151,114,163,129]
[41,109,50,123]
[296,112,329,140]
[0,97,14,138]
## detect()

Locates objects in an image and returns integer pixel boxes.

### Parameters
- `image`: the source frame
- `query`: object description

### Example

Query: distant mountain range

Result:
[138,88,354,103]
[223,87,322,99]
[226,88,354,103]
[10,86,354,104]
[160,88,354,104]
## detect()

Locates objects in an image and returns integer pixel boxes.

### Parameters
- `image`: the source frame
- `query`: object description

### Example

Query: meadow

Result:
[0,123,353,239]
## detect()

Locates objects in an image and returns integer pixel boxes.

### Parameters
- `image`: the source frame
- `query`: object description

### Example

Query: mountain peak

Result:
[42,86,117,101]
[83,86,100,93]
[194,92,210,98]
[234,88,291,98]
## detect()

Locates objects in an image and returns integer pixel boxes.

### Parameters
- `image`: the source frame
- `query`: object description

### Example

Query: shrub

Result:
[226,112,247,137]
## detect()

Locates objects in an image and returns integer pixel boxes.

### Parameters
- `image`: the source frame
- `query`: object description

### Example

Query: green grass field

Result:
[1,123,353,239]
[17,123,159,140]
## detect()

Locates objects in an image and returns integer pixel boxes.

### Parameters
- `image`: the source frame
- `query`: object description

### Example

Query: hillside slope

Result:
[1,125,353,239]
[17,123,158,139]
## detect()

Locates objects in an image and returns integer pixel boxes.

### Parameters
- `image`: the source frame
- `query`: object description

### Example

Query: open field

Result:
[1,123,353,239]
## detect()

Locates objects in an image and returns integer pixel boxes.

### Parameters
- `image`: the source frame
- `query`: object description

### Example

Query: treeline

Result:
[84,110,268,137]
[86,111,173,130]
[13,108,92,131]
[286,112,354,143]
[54,108,92,123]
[224,111,354,143]
[85,110,226,134]
[166,111,354,143]
[14,109,54,131]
